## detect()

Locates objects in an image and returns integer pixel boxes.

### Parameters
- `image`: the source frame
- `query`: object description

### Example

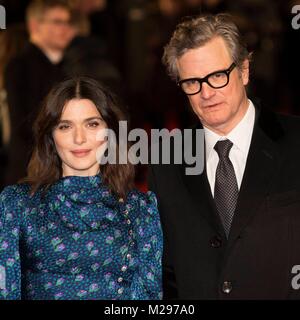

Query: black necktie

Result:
[214,139,239,237]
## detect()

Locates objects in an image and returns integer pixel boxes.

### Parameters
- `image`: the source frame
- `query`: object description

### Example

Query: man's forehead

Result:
[43,6,70,18]
[177,37,232,76]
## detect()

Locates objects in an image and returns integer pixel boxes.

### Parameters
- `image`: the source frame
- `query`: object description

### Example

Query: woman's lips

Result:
[71,149,91,157]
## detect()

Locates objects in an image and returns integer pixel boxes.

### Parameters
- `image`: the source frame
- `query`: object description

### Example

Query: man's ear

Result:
[241,59,249,86]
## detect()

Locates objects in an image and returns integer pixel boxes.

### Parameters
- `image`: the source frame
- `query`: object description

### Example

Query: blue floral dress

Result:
[0,175,163,300]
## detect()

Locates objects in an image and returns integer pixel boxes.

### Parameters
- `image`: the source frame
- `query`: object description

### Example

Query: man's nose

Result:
[74,127,87,144]
[200,82,216,99]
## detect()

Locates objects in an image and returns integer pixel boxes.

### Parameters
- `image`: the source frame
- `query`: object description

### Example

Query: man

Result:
[4,0,74,184]
[148,14,300,299]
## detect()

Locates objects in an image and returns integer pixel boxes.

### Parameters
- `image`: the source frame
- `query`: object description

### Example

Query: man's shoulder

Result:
[5,44,32,77]
[269,111,300,142]
[255,109,300,161]
[275,112,300,132]
[6,43,46,69]
[256,105,300,141]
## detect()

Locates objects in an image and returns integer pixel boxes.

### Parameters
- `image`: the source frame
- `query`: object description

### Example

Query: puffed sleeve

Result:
[129,191,163,300]
[0,186,22,300]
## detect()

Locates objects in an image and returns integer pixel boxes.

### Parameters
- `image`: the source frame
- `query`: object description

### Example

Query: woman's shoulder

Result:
[0,183,32,207]
[126,189,158,211]
[0,184,33,228]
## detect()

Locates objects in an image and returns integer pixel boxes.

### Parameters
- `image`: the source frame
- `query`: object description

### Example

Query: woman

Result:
[0,77,162,300]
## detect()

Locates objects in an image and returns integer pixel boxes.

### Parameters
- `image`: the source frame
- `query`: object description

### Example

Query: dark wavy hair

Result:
[24,77,135,198]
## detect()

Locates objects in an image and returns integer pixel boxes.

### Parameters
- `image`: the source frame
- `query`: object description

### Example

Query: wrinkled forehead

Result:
[176,37,233,78]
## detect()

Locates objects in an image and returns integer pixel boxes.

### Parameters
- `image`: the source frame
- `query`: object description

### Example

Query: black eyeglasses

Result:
[177,62,236,95]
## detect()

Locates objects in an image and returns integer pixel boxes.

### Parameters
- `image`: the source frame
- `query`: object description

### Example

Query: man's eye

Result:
[212,72,226,79]
[184,79,198,87]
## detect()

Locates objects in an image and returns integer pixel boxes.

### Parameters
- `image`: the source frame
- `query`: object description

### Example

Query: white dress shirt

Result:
[204,100,256,196]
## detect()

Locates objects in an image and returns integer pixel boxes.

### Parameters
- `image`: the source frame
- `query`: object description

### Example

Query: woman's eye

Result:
[58,124,71,130]
[88,121,100,128]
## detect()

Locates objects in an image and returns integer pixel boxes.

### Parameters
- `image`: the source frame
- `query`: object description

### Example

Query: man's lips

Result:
[71,149,91,157]
[203,103,221,108]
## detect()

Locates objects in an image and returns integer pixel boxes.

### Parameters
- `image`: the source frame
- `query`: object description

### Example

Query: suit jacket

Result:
[148,106,300,299]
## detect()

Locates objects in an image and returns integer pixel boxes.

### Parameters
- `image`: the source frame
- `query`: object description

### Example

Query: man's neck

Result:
[30,38,63,64]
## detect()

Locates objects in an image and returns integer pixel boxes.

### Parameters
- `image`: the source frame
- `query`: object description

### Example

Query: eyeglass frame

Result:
[177,62,236,95]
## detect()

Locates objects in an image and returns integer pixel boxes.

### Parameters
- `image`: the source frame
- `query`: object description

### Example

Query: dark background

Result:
[0,0,300,191]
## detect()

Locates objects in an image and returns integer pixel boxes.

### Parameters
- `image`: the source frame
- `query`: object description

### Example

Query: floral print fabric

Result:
[0,175,162,300]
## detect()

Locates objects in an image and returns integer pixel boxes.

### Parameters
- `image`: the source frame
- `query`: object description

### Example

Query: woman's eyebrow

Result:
[84,117,103,122]
[57,119,72,124]
[58,116,103,123]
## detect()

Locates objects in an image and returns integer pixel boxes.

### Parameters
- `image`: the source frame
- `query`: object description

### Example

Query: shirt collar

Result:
[204,99,256,160]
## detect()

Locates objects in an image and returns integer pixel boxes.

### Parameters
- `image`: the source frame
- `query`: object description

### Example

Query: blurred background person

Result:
[280,0,300,115]
[0,0,300,190]
[4,0,75,185]
[0,23,28,190]
[71,0,121,68]
[63,2,123,97]
[146,0,193,131]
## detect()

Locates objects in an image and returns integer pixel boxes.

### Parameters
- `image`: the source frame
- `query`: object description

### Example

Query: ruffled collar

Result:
[49,175,119,206]
[44,175,127,231]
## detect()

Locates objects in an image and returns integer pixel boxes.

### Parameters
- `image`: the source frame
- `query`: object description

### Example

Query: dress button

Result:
[117,277,123,283]
[126,253,132,260]
[124,210,129,216]
[130,241,135,247]
[121,265,128,272]
[118,288,124,294]
[126,219,131,225]
[128,230,133,236]
[210,236,222,248]
[222,281,233,294]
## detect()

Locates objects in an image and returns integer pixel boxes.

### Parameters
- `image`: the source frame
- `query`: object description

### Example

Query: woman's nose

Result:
[73,127,87,145]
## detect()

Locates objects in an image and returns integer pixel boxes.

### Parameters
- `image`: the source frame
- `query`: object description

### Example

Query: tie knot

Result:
[214,139,233,159]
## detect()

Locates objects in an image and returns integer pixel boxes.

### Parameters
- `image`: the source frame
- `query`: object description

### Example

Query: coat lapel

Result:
[179,124,227,238]
[179,106,284,245]
[181,165,227,237]
[226,107,283,249]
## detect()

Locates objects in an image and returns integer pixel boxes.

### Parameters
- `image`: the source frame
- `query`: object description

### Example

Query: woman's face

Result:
[53,98,107,177]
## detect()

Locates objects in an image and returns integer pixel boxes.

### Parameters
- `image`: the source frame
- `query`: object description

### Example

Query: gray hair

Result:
[162,13,250,81]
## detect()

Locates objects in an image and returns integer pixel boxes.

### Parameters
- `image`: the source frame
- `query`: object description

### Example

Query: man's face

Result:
[35,7,74,50]
[176,36,249,135]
